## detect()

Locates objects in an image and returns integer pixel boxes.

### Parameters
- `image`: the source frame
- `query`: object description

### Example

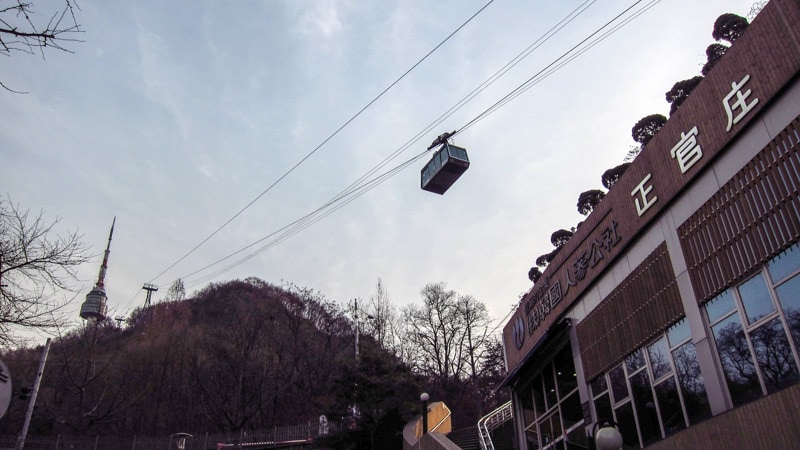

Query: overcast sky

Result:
[2,0,759,339]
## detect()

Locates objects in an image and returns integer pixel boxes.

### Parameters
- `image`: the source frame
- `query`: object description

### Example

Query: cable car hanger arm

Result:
[427,130,457,150]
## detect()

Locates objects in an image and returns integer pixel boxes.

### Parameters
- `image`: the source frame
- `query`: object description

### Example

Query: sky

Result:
[1,0,760,341]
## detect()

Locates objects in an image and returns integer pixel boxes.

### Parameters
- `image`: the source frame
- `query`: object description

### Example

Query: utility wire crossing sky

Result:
[1,0,760,335]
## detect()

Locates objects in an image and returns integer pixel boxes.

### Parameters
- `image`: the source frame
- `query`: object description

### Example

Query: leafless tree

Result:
[363,278,397,351]
[163,278,186,303]
[402,282,492,383]
[0,0,83,92]
[0,197,90,347]
[43,322,142,433]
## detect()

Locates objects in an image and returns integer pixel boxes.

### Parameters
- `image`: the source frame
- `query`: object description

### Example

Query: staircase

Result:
[477,401,513,450]
[447,426,481,450]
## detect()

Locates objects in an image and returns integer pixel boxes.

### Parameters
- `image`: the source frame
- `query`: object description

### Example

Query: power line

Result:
[455,0,656,136]
[145,1,496,287]
[125,0,660,312]
[173,0,657,291]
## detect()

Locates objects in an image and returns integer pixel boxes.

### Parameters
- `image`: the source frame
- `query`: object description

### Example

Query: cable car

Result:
[421,143,470,194]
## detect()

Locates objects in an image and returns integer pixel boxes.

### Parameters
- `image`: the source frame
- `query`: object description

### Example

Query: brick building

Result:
[500,0,800,448]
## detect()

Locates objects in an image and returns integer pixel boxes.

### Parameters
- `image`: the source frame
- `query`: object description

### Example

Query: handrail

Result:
[477,401,513,450]
[430,409,452,434]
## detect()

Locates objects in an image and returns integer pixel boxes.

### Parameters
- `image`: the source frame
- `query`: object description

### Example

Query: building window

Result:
[518,343,585,449]
[705,241,800,407]
[590,318,711,448]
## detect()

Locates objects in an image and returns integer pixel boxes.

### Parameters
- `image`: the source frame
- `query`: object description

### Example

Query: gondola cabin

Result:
[421,143,470,194]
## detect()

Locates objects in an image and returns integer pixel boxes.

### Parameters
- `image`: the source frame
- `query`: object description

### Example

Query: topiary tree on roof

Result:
[601,163,631,189]
[577,189,606,216]
[702,43,729,75]
[666,76,704,115]
[631,114,667,150]
[550,229,574,248]
[712,13,749,44]
[528,266,542,283]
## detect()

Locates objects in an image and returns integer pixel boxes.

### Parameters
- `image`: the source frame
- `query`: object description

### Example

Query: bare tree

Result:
[163,278,186,303]
[43,322,142,433]
[189,307,275,432]
[0,0,83,92]
[0,197,90,347]
[402,283,492,383]
[363,278,397,351]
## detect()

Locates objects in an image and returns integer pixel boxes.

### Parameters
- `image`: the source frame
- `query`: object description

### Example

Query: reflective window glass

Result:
[626,348,646,373]
[543,364,558,409]
[654,378,686,436]
[609,365,628,403]
[533,374,546,414]
[614,402,639,448]
[590,376,607,397]
[525,428,540,450]
[750,317,800,393]
[630,371,660,445]
[672,341,711,424]
[593,393,612,424]
[768,242,800,283]
[554,345,577,398]
[561,392,583,430]
[776,274,800,350]
[738,273,775,324]
[706,290,736,323]
[712,314,761,406]
[648,337,671,380]
[521,383,536,428]
[566,427,588,450]
[541,412,562,447]
[667,318,691,347]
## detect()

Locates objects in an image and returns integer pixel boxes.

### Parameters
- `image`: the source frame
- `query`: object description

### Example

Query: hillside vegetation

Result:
[1,278,420,446]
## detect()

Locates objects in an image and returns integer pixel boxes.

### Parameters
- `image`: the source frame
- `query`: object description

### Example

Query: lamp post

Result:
[588,419,623,450]
[169,432,192,450]
[420,393,429,435]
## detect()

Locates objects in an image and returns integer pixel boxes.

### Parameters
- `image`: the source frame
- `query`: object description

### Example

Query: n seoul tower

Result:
[79,218,115,323]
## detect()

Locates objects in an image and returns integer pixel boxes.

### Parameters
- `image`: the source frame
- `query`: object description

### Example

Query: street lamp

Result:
[420,392,430,435]
[588,419,623,450]
[169,432,193,450]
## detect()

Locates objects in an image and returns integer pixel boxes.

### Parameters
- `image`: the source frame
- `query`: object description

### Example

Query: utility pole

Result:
[351,299,374,360]
[354,299,360,359]
[16,338,51,450]
[142,283,158,308]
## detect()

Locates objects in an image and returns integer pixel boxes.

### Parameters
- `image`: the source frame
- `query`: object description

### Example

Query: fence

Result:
[0,420,340,450]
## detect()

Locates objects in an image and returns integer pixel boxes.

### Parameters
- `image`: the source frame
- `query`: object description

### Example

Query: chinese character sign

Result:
[723,74,759,132]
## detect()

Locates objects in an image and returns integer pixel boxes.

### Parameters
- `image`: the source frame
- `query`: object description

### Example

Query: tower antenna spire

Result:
[80,218,115,323]
[95,217,115,289]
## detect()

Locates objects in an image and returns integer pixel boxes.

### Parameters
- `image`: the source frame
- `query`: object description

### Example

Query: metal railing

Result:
[0,420,339,450]
[477,400,513,450]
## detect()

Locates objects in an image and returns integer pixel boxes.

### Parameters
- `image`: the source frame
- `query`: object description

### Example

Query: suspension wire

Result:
[463,0,661,134]
[145,1,496,286]
[125,0,660,310]
[455,0,651,136]
[180,150,429,290]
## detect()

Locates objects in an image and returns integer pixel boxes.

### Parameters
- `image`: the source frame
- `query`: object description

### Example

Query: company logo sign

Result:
[513,316,525,350]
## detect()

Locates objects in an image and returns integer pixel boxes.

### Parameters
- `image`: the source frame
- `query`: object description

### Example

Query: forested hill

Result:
[0,278,420,443]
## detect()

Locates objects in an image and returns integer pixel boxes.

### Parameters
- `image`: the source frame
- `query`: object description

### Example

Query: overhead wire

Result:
[122,1,497,310]
[455,0,655,136]
[126,0,661,312]
[145,1,496,287]
[173,1,608,291]
[173,0,655,293]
